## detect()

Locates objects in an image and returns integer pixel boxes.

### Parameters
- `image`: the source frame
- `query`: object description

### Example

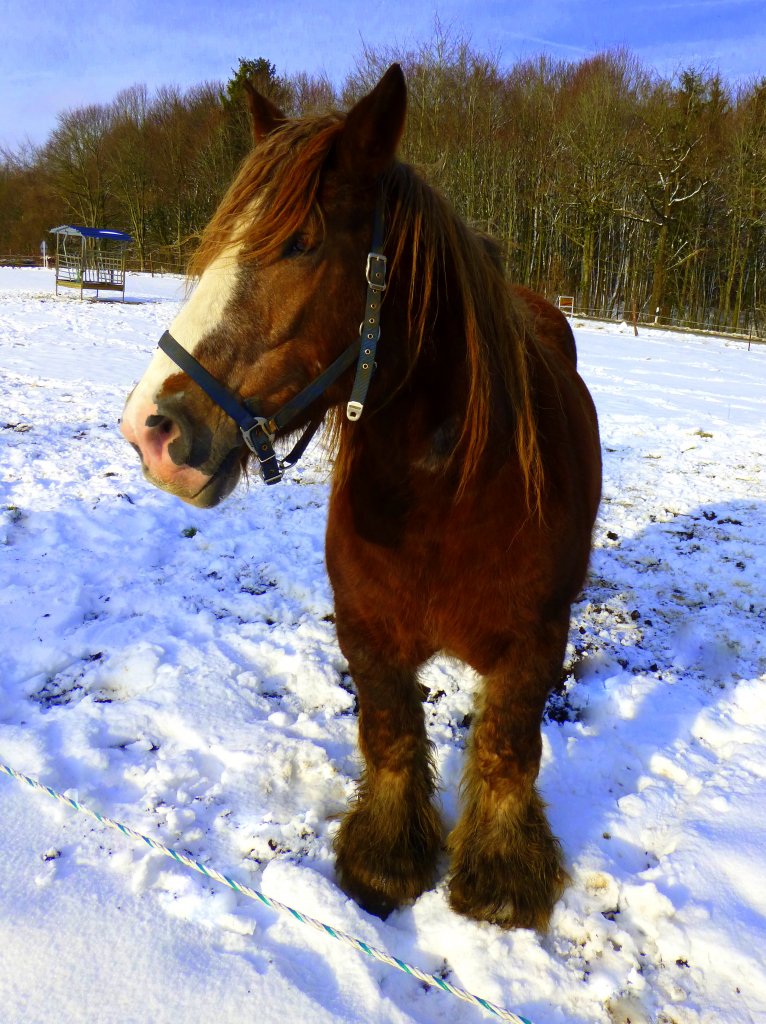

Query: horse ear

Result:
[338,63,407,180]
[243,80,286,143]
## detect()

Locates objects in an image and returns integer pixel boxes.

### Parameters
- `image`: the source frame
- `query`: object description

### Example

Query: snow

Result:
[1,266,765,1024]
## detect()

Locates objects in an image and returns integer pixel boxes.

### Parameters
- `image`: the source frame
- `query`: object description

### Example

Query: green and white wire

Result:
[0,760,533,1024]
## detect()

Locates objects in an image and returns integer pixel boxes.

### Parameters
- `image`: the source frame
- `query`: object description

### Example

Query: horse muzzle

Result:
[120,394,242,507]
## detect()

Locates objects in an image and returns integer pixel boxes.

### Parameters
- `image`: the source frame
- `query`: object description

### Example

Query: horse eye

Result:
[284,232,311,258]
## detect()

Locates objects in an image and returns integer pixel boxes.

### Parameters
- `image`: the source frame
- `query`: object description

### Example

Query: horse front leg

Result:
[333,630,442,918]
[448,619,570,930]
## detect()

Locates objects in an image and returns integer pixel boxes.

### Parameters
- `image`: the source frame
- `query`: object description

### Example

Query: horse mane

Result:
[346,161,543,510]
[189,112,543,512]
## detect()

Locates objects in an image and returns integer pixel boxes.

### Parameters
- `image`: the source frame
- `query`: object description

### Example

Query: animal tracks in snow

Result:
[1,271,766,1024]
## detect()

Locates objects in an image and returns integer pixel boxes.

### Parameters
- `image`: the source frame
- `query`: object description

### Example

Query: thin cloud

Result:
[0,0,764,150]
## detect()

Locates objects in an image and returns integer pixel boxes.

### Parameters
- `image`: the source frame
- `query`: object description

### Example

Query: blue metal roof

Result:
[50,225,133,243]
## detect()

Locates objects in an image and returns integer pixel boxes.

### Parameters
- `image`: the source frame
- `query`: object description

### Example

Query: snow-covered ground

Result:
[1,267,764,1024]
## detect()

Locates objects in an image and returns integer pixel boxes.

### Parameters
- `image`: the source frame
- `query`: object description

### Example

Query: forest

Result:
[1,38,764,335]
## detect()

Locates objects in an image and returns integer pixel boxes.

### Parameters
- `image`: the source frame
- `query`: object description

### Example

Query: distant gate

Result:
[49,225,133,300]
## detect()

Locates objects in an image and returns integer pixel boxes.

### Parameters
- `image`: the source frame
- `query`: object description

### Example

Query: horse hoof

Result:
[334,868,402,920]
[447,873,560,930]
[447,847,568,930]
[335,853,438,918]
[334,802,441,916]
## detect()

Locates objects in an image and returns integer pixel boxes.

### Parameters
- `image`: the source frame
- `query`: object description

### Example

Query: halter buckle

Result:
[366,252,387,292]
[241,417,283,485]
[241,415,276,447]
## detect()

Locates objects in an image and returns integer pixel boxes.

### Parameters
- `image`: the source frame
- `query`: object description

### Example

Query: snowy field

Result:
[1,267,764,1024]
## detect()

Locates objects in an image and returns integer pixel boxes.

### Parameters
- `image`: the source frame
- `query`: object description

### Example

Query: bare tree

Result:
[44,103,115,226]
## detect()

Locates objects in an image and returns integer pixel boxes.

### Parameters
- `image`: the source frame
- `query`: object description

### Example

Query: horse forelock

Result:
[188,114,344,280]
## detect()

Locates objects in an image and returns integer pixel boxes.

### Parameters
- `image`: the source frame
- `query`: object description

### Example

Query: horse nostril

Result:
[139,411,186,464]
[145,413,176,437]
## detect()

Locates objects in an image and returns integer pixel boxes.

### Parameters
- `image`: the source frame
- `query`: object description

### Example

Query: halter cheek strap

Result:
[347,201,386,420]
[156,204,387,485]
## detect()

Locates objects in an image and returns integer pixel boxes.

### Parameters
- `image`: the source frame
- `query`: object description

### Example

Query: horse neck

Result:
[338,250,478,489]
[385,245,468,395]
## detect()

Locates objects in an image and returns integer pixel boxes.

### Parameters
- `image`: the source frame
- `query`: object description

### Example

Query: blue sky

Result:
[1,0,764,151]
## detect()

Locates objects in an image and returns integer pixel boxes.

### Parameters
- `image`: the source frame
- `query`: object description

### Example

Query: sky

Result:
[1,0,765,152]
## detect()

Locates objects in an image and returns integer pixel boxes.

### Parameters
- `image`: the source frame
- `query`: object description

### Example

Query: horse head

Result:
[120,65,407,507]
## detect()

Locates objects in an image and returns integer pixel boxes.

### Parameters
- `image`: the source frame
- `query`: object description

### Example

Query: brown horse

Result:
[120,65,601,930]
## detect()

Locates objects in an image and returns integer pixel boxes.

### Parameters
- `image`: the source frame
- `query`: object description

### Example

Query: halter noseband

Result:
[156,205,386,485]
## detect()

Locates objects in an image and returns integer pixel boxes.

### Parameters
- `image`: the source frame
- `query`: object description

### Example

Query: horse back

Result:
[522,287,602,591]
[512,285,578,367]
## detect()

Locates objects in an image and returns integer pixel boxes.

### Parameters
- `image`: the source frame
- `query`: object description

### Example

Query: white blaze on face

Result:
[169,247,241,354]
[121,248,242,437]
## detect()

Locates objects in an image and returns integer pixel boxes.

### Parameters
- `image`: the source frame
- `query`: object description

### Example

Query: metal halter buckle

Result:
[366,252,387,292]
[241,416,275,452]
[241,418,282,485]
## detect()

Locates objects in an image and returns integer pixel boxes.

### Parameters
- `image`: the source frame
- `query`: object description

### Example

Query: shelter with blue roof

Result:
[49,225,133,300]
